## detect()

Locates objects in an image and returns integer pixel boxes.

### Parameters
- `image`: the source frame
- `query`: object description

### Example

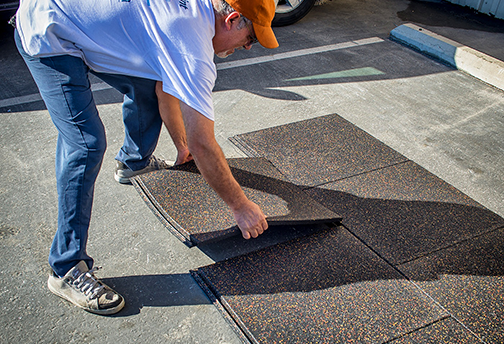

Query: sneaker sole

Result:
[114,173,132,184]
[48,277,125,315]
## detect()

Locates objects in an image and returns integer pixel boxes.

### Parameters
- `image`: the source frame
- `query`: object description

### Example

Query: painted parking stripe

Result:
[216,37,384,70]
[284,67,385,82]
[0,37,385,108]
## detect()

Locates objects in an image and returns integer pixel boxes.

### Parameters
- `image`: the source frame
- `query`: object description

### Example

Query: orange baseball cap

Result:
[225,0,279,49]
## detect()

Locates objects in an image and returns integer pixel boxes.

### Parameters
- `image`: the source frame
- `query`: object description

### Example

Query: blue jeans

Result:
[15,31,162,276]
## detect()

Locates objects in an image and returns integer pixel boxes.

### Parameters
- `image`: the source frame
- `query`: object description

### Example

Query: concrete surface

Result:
[0,0,503,343]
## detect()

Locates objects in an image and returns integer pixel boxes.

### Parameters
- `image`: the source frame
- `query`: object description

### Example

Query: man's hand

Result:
[175,147,193,165]
[232,200,268,239]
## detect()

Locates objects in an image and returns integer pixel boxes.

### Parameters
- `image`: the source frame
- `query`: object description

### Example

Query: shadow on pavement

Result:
[101,273,210,317]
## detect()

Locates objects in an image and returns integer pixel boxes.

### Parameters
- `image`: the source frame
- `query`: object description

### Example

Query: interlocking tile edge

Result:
[190,270,256,344]
[131,175,195,247]
[228,136,262,158]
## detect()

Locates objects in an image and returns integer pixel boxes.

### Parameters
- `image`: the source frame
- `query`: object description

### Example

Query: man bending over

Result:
[15,0,278,315]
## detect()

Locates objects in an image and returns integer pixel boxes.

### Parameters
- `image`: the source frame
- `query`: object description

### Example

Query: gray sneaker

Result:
[47,261,125,315]
[114,155,174,184]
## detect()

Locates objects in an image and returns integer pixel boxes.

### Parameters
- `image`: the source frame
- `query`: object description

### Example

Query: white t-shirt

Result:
[16,0,217,120]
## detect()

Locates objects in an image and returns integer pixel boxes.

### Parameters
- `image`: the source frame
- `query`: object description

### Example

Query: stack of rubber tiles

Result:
[133,114,504,343]
[132,157,342,246]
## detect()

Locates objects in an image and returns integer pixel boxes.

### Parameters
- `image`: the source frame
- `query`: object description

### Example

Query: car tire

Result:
[272,0,317,27]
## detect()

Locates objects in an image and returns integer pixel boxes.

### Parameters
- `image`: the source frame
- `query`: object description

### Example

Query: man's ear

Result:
[224,11,241,31]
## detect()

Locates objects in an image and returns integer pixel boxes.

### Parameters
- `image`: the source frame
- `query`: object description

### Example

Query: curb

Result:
[390,23,504,91]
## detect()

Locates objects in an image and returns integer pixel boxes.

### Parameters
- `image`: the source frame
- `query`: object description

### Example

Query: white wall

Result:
[446,0,504,19]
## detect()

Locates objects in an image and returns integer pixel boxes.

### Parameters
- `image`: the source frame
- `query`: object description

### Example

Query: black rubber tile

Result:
[132,158,341,246]
[229,114,408,187]
[193,227,448,344]
[305,161,504,265]
[197,223,332,262]
[389,317,481,344]
[397,228,504,343]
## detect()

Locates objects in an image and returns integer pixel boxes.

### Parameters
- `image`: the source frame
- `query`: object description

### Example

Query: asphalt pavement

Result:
[0,0,503,343]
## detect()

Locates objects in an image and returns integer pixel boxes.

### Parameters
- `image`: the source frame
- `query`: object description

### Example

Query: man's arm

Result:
[156,83,268,239]
[156,81,193,165]
[180,101,268,239]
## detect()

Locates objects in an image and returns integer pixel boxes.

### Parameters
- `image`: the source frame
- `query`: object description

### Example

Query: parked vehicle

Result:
[272,0,317,26]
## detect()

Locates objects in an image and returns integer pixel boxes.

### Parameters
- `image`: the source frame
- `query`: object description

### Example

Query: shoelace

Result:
[72,267,105,299]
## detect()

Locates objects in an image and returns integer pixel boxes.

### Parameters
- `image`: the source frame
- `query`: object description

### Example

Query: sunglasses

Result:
[244,20,259,46]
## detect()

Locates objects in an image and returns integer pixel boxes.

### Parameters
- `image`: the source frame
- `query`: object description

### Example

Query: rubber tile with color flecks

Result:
[397,227,504,343]
[229,113,408,187]
[388,317,481,343]
[192,227,448,344]
[305,160,504,265]
[131,157,341,246]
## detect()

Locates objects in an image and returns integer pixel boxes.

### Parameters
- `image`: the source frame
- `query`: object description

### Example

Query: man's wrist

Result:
[228,195,253,213]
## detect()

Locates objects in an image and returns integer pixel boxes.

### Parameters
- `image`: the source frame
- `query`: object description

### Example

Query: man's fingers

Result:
[242,230,251,240]
[250,218,269,238]
[241,225,260,239]
[262,218,269,231]
[257,224,265,236]
[248,220,268,239]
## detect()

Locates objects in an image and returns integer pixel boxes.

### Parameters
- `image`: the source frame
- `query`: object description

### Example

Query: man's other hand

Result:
[175,148,193,165]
